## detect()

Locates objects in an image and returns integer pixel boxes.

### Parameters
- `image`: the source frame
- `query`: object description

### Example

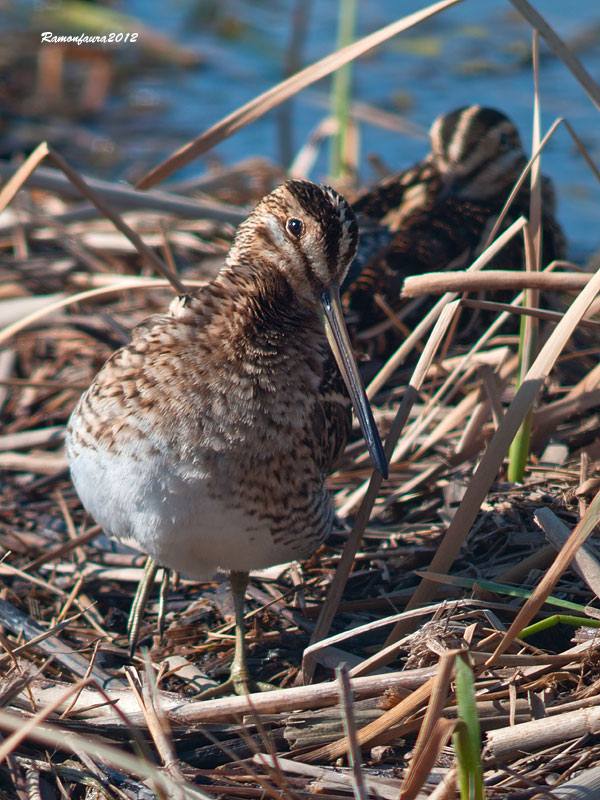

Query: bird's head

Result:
[429,105,527,200]
[229,179,359,308]
[227,180,386,479]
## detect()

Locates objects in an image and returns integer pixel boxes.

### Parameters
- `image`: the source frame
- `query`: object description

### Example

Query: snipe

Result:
[344,105,566,356]
[66,180,387,695]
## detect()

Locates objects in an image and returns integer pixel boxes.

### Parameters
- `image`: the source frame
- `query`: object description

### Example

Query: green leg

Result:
[127,556,159,657]
[197,570,276,699]
[230,570,252,694]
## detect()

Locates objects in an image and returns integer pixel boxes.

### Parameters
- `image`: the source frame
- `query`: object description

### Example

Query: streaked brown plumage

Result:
[344,105,566,355]
[66,180,386,694]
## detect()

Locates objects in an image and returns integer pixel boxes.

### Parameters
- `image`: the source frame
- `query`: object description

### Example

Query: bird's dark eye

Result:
[286,217,304,238]
[499,132,510,150]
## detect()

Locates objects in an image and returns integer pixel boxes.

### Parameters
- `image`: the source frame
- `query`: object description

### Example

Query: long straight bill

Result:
[320,283,388,479]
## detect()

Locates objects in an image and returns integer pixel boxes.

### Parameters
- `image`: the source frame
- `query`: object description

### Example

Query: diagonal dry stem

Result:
[367,216,528,398]
[486,488,600,668]
[0,679,92,764]
[0,707,209,799]
[0,142,50,213]
[509,0,600,110]
[135,0,464,189]
[301,301,460,684]
[336,665,368,800]
[383,251,600,652]
[298,674,436,764]
[398,650,458,800]
[47,148,186,294]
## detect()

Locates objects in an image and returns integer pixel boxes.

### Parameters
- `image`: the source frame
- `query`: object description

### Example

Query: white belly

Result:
[68,444,300,578]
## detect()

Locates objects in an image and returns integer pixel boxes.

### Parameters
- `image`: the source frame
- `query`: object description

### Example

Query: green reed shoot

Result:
[453,653,484,800]
[329,0,357,179]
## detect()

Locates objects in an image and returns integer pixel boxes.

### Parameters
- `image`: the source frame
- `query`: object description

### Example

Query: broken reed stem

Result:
[381,254,600,654]
[403,270,591,297]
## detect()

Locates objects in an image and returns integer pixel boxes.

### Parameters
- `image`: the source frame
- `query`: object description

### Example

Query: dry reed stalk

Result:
[302,302,460,683]
[393,352,516,468]
[0,596,115,686]
[169,667,436,726]
[460,298,600,331]
[486,705,600,762]
[0,709,209,799]
[47,148,186,293]
[428,766,457,800]
[562,119,600,184]
[0,143,50,213]
[0,162,247,222]
[535,507,600,600]
[298,674,437,763]
[487,488,600,667]
[305,599,471,664]
[0,679,92,764]
[289,117,339,178]
[131,658,185,787]
[509,0,600,109]
[397,651,457,800]
[367,216,528,398]
[336,665,368,800]
[0,452,66,472]
[0,426,64,451]
[135,0,464,189]
[532,363,600,443]
[401,260,564,458]
[382,256,600,655]
[549,764,600,800]
[24,528,101,573]
[529,31,543,275]
[0,147,187,294]
[403,271,592,297]
[253,755,405,800]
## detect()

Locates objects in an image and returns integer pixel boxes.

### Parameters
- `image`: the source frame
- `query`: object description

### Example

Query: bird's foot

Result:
[196,663,277,700]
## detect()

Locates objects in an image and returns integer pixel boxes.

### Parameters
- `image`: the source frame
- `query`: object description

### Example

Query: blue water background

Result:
[29,1,600,255]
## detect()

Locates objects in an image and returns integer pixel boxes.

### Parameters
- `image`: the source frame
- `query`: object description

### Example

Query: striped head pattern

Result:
[226,180,359,308]
[429,105,528,200]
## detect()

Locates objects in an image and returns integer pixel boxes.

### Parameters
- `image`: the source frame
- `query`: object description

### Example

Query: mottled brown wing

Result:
[344,197,492,330]
[345,175,566,337]
[351,160,435,219]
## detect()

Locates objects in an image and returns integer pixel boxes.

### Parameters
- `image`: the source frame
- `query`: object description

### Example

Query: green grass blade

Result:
[414,570,596,615]
[329,0,357,179]
[519,614,600,638]
[453,653,484,800]
[507,311,533,482]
